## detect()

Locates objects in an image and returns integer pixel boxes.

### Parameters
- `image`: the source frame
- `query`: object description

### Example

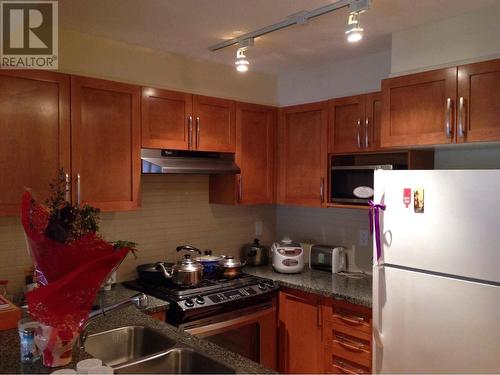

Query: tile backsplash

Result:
[0,174,276,294]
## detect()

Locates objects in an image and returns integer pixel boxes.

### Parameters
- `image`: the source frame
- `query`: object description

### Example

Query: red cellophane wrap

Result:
[21,191,129,336]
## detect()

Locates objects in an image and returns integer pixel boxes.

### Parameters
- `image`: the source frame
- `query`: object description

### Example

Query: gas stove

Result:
[124,273,278,324]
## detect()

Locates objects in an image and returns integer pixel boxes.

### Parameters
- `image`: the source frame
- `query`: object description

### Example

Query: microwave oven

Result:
[330,164,398,204]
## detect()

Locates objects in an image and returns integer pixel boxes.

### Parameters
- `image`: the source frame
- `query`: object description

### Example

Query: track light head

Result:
[235,48,249,72]
[346,12,363,43]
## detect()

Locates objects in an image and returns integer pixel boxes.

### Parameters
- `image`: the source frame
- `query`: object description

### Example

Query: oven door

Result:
[180,300,277,370]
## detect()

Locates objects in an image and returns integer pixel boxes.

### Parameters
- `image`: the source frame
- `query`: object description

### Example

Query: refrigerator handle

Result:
[372,264,384,348]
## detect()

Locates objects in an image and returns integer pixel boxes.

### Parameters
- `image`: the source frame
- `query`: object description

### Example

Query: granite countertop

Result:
[245,264,372,307]
[0,285,272,374]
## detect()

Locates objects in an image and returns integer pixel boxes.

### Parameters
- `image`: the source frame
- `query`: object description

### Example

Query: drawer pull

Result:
[334,336,365,352]
[337,314,365,325]
[333,359,366,374]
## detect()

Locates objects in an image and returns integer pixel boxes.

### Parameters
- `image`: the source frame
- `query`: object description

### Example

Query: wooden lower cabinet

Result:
[278,289,372,374]
[278,288,325,374]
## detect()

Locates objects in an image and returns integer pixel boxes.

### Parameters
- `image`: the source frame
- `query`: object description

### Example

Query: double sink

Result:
[84,326,234,374]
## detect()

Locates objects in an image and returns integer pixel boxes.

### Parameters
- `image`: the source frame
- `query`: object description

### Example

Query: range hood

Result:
[141,149,240,174]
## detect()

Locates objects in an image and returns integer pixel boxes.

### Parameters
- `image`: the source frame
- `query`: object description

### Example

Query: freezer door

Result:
[373,265,500,373]
[374,169,500,283]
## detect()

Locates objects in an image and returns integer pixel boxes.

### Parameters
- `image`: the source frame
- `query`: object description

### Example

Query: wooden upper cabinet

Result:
[71,76,141,211]
[328,93,382,154]
[277,101,328,207]
[0,71,70,216]
[279,289,324,374]
[193,95,236,152]
[381,67,457,147]
[457,58,500,143]
[328,95,366,154]
[236,102,275,204]
[209,102,276,205]
[141,87,193,150]
[365,92,382,151]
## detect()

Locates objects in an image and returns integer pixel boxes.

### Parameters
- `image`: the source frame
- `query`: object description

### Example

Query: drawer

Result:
[331,309,371,335]
[330,357,370,374]
[331,332,371,368]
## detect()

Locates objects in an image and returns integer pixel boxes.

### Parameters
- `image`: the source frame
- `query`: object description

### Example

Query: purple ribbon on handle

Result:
[368,200,386,261]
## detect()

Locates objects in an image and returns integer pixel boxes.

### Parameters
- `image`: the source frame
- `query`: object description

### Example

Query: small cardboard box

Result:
[0,295,21,330]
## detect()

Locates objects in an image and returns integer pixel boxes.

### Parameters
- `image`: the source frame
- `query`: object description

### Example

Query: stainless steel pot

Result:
[241,238,269,266]
[156,254,203,287]
[217,255,246,279]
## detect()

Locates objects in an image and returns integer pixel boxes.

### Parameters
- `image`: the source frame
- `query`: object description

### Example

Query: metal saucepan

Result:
[136,262,174,284]
[217,255,246,279]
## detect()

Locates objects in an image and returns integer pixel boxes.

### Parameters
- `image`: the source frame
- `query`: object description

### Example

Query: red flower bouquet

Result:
[21,171,136,367]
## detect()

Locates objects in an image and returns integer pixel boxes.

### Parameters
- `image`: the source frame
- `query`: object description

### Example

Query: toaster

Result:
[309,244,347,273]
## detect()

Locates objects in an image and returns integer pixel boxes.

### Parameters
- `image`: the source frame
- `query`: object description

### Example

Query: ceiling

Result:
[59,0,498,75]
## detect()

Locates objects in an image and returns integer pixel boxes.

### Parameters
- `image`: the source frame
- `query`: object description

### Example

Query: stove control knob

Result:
[266,281,275,289]
[258,283,266,290]
[195,296,205,305]
[184,298,194,308]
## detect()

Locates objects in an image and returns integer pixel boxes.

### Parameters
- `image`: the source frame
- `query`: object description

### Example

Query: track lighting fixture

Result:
[235,48,249,72]
[346,11,363,43]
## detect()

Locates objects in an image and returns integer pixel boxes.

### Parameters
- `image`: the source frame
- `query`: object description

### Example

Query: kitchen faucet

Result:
[78,292,148,349]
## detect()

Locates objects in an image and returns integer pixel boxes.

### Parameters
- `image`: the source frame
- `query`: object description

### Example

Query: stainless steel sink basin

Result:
[115,347,235,374]
[84,326,176,367]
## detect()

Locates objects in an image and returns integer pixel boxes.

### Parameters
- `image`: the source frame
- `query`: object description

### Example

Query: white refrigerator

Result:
[372,170,500,373]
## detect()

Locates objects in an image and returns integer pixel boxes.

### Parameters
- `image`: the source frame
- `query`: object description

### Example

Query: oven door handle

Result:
[183,305,276,337]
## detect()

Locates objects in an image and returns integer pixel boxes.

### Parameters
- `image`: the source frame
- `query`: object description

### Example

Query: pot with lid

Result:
[194,250,222,277]
[217,255,246,279]
[241,238,269,266]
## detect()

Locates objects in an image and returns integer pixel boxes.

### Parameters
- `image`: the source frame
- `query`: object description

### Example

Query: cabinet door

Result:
[381,67,457,147]
[364,92,382,151]
[236,102,276,204]
[141,87,193,150]
[71,76,141,211]
[457,58,500,143]
[277,102,328,207]
[193,95,236,152]
[328,95,366,154]
[0,71,70,216]
[279,290,324,374]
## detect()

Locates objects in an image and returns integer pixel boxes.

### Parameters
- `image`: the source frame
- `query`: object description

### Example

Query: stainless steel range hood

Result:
[141,149,240,174]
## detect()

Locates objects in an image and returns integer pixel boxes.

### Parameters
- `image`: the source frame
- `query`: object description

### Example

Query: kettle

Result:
[241,238,269,266]
[332,247,347,273]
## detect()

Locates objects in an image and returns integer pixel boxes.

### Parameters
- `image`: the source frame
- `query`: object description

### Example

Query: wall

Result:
[276,206,372,273]
[277,50,391,106]
[391,5,500,75]
[0,175,276,294]
[59,30,278,106]
[435,146,500,169]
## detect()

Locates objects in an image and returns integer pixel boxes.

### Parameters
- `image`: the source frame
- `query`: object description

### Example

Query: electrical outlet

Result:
[255,221,263,236]
[359,229,369,247]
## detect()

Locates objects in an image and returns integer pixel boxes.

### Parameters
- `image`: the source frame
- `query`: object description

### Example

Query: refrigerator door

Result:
[374,170,500,283]
[373,265,500,373]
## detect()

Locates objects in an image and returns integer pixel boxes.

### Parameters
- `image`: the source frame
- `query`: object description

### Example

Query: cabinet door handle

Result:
[356,118,361,148]
[458,96,465,139]
[65,173,70,202]
[445,98,452,138]
[364,117,369,148]
[334,334,366,352]
[195,116,200,149]
[76,173,81,207]
[320,177,324,203]
[238,175,243,203]
[188,116,193,149]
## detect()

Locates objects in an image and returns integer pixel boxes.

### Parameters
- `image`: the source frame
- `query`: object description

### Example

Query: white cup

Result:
[76,359,103,374]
